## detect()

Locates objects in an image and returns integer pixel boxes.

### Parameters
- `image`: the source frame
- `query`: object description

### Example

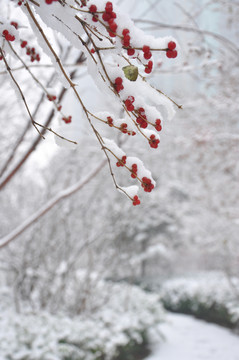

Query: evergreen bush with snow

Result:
[160,273,239,330]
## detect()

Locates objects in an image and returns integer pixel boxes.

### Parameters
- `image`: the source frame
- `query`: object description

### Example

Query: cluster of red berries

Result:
[120,123,136,136]
[155,119,162,131]
[21,40,27,48]
[102,2,118,37]
[45,0,58,4]
[116,155,127,167]
[121,29,130,46]
[17,1,24,5]
[141,177,154,192]
[149,134,160,149]
[166,41,177,58]
[47,94,57,101]
[114,77,124,93]
[120,123,128,134]
[142,45,152,60]
[133,195,140,206]
[121,28,135,56]
[89,4,98,22]
[114,155,155,204]
[2,29,15,42]
[136,108,148,129]
[125,96,135,112]
[106,117,135,135]
[131,164,138,179]
[21,41,40,62]
[62,116,72,124]
[145,60,153,74]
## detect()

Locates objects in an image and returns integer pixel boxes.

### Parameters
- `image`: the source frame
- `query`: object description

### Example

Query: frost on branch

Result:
[1,0,180,205]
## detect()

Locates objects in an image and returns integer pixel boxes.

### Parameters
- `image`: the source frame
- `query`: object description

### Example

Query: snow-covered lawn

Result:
[146,313,239,360]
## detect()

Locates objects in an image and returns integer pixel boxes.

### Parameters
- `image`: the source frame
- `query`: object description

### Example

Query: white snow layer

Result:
[146,313,239,360]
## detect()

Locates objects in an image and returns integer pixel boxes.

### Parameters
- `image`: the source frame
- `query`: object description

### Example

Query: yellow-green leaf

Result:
[122,65,139,81]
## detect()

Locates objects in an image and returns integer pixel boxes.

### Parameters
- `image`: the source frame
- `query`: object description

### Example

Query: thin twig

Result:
[0,47,43,138]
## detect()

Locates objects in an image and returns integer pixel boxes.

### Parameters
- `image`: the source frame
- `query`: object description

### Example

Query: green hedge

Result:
[162,298,238,329]
[160,275,239,331]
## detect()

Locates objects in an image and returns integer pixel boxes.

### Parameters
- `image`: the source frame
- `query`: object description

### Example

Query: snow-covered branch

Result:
[0,0,179,205]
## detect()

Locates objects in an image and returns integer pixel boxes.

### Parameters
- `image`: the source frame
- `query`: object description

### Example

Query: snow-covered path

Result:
[146,313,239,360]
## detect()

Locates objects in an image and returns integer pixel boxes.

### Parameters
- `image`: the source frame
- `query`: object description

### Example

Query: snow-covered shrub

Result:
[0,281,164,360]
[159,272,239,330]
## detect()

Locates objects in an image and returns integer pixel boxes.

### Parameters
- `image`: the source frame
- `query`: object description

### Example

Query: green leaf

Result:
[123,65,139,81]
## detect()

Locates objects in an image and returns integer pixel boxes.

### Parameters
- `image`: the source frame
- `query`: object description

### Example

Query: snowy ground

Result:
[145,313,239,360]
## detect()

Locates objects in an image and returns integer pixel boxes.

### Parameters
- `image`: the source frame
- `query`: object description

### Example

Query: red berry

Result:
[138,107,145,113]
[115,77,123,85]
[168,41,176,50]
[144,51,152,60]
[62,115,72,124]
[142,45,150,53]
[89,4,97,12]
[108,19,117,32]
[107,116,114,127]
[166,49,177,58]
[127,48,135,56]
[105,1,113,14]
[115,84,123,93]
[92,15,98,22]
[102,12,111,21]
[11,22,18,29]
[120,123,128,134]
[47,94,57,101]
[122,28,130,36]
